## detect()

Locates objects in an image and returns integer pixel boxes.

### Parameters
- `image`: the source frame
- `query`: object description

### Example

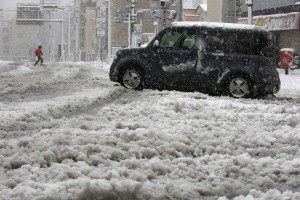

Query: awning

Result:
[238,12,300,31]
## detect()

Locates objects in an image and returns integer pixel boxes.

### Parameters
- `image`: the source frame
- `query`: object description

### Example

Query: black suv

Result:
[109,22,281,98]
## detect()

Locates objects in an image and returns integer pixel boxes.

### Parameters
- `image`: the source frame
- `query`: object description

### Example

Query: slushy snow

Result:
[0,61,300,199]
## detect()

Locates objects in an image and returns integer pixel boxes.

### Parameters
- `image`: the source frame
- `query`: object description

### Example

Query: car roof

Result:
[172,21,266,32]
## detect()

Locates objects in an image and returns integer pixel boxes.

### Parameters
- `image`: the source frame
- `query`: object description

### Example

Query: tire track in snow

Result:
[48,86,127,119]
[0,86,126,138]
[0,62,126,137]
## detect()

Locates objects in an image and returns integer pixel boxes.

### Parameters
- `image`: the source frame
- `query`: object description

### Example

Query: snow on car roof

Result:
[172,21,266,31]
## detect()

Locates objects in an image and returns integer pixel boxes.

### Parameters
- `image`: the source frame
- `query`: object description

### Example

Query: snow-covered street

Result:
[1,61,300,200]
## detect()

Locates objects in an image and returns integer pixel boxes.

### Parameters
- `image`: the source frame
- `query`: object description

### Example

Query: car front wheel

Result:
[228,76,251,98]
[120,66,144,90]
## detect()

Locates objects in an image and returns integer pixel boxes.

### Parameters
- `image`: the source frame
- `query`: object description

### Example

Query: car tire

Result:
[226,75,252,98]
[120,65,144,90]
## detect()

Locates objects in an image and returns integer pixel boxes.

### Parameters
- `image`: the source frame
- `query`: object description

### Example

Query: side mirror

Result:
[153,40,159,48]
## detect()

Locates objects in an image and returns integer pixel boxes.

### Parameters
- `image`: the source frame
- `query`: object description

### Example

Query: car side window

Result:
[160,30,196,50]
[181,35,196,49]
[160,31,183,48]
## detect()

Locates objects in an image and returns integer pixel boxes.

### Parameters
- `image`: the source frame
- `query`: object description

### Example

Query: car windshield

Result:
[159,29,195,49]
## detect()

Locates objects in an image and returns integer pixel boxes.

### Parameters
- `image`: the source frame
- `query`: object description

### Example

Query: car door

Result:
[194,30,228,91]
[152,28,198,88]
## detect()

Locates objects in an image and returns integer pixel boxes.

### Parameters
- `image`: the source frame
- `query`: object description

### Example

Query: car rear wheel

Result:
[228,76,251,98]
[120,66,144,90]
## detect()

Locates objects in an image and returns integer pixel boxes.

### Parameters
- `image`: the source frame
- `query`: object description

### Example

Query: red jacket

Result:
[35,48,43,57]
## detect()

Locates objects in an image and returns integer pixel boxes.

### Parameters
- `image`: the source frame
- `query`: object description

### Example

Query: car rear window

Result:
[234,32,270,56]
[202,29,273,56]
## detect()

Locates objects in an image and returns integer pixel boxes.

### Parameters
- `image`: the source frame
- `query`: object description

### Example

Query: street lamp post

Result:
[128,4,131,48]
[161,0,166,27]
[9,25,13,59]
[61,10,65,61]
[107,0,112,64]
[68,9,71,61]
[245,0,253,25]
[74,7,80,61]
[127,0,136,48]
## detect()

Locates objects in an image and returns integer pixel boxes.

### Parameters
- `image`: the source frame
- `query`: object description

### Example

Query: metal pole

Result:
[126,0,137,48]
[160,0,166,27]
[98,34,101,61]
[248,6,253,24]
[98,7,102,61]
[246,0,253,25]
[128,8,131,48]
[49,12,53,62]
[61,11,65,61]
[68,10,71,61]
[75,7,79,61]
[179,0,183,21]
[163,7,166,27]
[75,14,77,61]
[107,0,112,64]
[9,25,12,60]
[235,0,237,22]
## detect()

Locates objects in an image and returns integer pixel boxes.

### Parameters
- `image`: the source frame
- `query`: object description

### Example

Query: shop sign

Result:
[238,12,300,31]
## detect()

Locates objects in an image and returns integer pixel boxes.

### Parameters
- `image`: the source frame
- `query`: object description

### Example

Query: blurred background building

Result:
[238,0,300,54]
[0,0,76,62]
[0,0,299,62]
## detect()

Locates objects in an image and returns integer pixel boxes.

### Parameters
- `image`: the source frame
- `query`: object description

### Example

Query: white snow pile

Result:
[1,61,300,200]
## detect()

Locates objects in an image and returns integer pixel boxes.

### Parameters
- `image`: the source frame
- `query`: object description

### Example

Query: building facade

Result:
[109,0,180,48]
[93,0,182,61]
[207,0,242,23]
[0,0,77,62]
[79,0,97,61]
[241,0,299,12]
[240,1,300,54]
[0,7,39,61]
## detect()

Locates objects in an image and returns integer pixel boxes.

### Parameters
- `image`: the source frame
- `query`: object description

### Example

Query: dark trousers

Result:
[35,56,43,65]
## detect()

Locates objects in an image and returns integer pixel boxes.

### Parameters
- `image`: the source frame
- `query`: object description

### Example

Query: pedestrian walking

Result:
[34,45,44,66]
